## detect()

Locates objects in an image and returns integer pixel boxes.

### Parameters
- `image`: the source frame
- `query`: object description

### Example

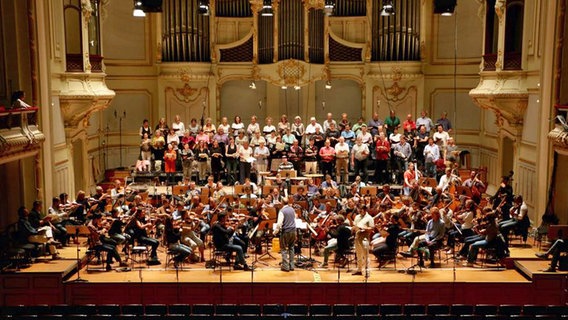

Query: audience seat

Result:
[333,304,356,316]
[404,304,426,315]
[310,304,332,316]
[381,304,404,315]
[262,304,285,315]
[97,304,121,316]
[356,304,380,317]
[144,304,168,315]
[428,304,451,315]
[215,304,237,315]
[475,304,499,316]
[499,305,523,316]
[167,304,190,315]
[121,304,145,315]
[286,304,309,315]
[451,304,475,315]
[237,304,261,316]
[192,304,215,316]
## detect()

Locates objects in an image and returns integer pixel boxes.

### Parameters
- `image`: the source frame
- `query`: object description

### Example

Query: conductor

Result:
[274,197,297,272]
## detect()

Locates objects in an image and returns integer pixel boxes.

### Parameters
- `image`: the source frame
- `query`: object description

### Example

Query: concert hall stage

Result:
[1,241,566,306]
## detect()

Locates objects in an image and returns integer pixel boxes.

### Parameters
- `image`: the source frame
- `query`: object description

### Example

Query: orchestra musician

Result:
[164,216,192,268]
[87,213,128,271]
[126,208,161,264]
[499,195,530,245]
[462,170,486,204]
[17,206,59,259]
[401,207,445,268]
[372,214,401,268]
[491,174,514,219]
[446,199,476,253]
[352,205,374,276]
[321,215,352,268]
[107,208,131,249]
[463,212,501,267]
[212,212,252,271]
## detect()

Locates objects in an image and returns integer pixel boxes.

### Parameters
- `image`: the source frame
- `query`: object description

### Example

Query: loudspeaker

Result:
[141,0,162,12]
[433,0,456,14]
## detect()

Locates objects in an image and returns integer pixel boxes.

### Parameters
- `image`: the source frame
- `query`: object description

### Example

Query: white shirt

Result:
[353,212,374,236]
[254,146,270,164]
[351,143,369,161]
[416,116,433,132]
[459,210,474,229]
[423,143,440,163]
[238,145,253,162]
[437,174,457,192]
[172,122,185,137]
[433,131,450,147]
[334,142,350,158]
[305,123,323,134]
[247,123,260,136]
[323,119,337,132]
[357,132,373,145]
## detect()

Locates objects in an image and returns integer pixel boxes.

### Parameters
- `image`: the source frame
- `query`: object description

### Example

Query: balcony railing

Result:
[0,107,44,157]
[483,53,497,71]
[503,52,522,70]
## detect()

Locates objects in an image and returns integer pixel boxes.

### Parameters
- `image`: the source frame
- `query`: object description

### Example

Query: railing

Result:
[483,53,497,71]
[504,52,522,70]
[0,107,38,130]
[89,55,104,72]
[66,54,84,72]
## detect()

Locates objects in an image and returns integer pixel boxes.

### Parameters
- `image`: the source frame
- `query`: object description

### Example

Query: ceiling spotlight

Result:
[133,0,146,17]
[198,0,210,15]
[294,85,301,91]
[261,0,273,16]
[324,0,335,16]
[325,81,332,90]
[281,86,287,90]
[249,81,257,90]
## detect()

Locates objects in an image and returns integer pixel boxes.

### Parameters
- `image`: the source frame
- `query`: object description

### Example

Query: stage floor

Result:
[11,238,541,284]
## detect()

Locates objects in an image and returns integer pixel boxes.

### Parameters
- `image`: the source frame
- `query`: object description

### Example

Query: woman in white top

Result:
[277,114,291,135]
[203,117,216,136]
[291,116,304,143]
[247,115,260,137]
[188,118,201,136]
[166,128,180,149]
[231,115,245,136]
[254,141,270,184]
[263,116,276,138]
[217,116,230,135]
[172,115,185,137]
[238,141,254,183]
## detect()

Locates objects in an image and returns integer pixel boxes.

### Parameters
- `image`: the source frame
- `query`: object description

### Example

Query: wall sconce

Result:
[261,0,273,17]
[325,81,332,90]
[133,0,146,17]
[249,81,257,89]
[434,0,456,16]
[324,0,335,16]
[198,0,210,15]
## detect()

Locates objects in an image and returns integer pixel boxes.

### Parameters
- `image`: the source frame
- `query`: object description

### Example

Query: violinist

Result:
[127,208,161,264]
[457,206,492,259]
[491,175,514,219]
[401,207,445,268]
[321,215,352,268]
[180,210,206,262]
[499,195,530,245]
[446,199,476,253]
[87,213,128,271]
[212,213,252,271]
[372,214,401,268]
[463,212,500,267]
[292,186,308,202]
[107,208,131,248]
[378,185,396,208]
[164,216,192,268]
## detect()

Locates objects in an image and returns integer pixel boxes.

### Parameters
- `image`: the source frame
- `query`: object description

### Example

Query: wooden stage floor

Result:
[5,239,567,306]
[16,239,539,284]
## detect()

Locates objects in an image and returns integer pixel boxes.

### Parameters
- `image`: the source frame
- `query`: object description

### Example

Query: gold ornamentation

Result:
[278,59,306,86]
[176,83,198,101]
[495,0,506,24]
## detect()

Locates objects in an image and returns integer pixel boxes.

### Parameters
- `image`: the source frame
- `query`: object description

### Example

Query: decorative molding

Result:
[165,84,209,104]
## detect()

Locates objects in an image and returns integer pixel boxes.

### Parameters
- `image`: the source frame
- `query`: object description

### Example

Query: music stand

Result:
[360,186,377,197]
[66,225,90,282]
[258,220,277,261]
[279,170,297,178]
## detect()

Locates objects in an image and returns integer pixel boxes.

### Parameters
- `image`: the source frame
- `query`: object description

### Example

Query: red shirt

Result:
[319,146,336,162]
[403,120,416,132]
[375,139,391,160]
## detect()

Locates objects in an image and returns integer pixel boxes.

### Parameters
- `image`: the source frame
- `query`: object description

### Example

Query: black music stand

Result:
[258,221,277,261]
[360,186,377,197]
[66,225,90,282]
